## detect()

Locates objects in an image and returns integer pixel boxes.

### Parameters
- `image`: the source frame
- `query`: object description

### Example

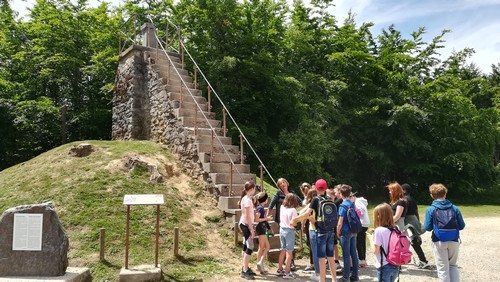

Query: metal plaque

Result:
[123,194,164,205]
[12,213,43,251]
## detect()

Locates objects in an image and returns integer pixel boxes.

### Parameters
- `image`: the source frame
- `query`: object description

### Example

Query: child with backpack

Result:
[337,184,360,282]
[354,194,370,267]
[291,179,337,282]
[372,203,412,282]
[254,192,273,275]
[423,183,465,282]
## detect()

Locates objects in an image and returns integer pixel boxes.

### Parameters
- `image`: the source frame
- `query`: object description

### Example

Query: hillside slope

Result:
[0,140,239,281]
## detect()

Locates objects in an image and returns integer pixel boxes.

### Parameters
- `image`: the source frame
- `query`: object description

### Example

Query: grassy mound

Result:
[0,140,237,281]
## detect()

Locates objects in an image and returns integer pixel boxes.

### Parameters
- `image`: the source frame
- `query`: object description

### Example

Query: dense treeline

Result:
[1,0,499,201]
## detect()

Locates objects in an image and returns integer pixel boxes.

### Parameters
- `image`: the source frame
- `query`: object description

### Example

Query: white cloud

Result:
[329,0,500,73]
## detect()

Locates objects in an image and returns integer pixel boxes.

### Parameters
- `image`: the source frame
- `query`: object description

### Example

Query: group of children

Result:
[238,179,465,282]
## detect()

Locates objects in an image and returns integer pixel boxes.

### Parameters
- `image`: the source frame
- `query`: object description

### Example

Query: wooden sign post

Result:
[123,194,164,269]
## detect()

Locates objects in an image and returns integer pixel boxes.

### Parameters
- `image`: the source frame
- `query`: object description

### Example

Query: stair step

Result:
[164,77,195,89]
[168,92,206,105]
[181,117,221,128]
[186,127,225,137]
[175,108,215,119]
[166,85,202,96]
[203,163,250,173]
[152,64,189,76]
[209,172,255,185]
[145,51,182,64]
[199,152,241,163]
[175,101,208,112]
[196,143,239,154]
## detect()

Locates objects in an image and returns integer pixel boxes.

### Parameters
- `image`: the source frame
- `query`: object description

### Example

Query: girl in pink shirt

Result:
[239,181,256,280]
[278,193,299,279]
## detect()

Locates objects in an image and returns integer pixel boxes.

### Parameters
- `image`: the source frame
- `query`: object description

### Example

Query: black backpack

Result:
[315,196,338,231]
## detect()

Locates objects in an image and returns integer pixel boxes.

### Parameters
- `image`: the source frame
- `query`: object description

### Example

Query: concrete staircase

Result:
[145,51,286,261]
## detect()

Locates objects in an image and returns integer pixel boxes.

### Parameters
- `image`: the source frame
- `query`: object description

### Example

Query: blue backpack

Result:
[340,204,362,233]
[433,207,459,241]
[315,196,338,231]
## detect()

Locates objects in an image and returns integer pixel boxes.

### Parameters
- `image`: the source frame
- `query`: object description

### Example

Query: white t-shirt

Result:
[374,226,392,268]
[280,205,298,229]
[239,195,255,226]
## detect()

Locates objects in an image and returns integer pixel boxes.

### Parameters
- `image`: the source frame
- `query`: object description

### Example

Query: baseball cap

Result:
[315,179,328,190]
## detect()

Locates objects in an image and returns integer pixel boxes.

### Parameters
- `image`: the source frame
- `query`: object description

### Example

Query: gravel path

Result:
[211,216,499,282]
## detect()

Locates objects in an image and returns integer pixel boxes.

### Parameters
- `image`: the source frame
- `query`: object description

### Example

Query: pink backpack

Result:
[381,227,412,266]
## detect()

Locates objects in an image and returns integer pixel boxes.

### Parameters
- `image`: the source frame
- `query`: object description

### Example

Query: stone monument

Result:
[0,202,69,276]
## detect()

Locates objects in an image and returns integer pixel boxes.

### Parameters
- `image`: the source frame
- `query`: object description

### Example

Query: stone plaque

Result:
[12,213,43,251]
[123,194,164,205]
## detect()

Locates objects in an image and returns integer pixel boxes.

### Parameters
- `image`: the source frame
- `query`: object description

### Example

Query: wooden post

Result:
[223,108,227,137]
[174,227,179,257]
[181,43,184,69]
[166,23,169,50]
[207,86,212,111]
[194,66,197,89]
[194,103,197,135]
[155,204,160,267]
[229,162,233,196]
[239,135,244,165]
[234,222,239,246]
[260,165,264,192]
[180,83,183,105]
[168,61,170,80]
[210,129,214,162]
[125,205,130,269]
[99,228,105,261]
[177,27,181,57]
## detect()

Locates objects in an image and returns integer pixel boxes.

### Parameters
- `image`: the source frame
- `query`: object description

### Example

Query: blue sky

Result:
[329,0,500,74]
[10,0,500,73]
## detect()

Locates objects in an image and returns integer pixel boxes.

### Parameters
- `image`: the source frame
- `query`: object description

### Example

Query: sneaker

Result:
[359,260,368,268]
[241,270,255,280]
[350,276,359,281]
[283,272,295,279]
[335,262,343,274]
[304,265,315,272]
[417,261,432,269]
[276,269,285,276]
[309,274,320,281]
[257,262,268,274]
[246,268,257,276]
[337,278,349,282]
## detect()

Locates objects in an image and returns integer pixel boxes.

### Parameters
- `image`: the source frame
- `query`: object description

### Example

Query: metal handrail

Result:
[147,18,248,186]
[147,16,277,188]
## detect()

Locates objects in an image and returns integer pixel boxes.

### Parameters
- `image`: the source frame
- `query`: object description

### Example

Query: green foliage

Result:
[1,0,499,200]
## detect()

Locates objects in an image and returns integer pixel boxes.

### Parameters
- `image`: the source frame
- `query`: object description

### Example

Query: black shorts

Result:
[255,222,267,236]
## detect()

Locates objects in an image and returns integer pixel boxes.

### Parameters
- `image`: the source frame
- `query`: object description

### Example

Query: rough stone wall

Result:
[113,46,206,179]
[112,48,150,140]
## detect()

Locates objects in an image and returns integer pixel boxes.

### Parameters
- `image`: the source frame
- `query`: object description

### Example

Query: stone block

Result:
[0,202,69,276]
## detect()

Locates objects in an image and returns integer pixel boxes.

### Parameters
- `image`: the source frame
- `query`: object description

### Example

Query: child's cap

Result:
[315,179,328,191]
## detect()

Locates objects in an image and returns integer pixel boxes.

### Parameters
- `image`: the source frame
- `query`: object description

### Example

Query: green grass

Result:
[0,140,238,281]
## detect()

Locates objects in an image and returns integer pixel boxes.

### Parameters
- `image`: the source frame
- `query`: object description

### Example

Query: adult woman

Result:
[386,182,407,231]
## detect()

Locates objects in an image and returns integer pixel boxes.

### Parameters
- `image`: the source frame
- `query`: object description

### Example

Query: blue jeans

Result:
[377,263,399,282]
[316,230,335,258]
[340,230,359,279]
[309,230,320,274]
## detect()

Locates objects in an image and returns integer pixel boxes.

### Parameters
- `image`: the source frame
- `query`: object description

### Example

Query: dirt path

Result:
[209,216,500,282]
